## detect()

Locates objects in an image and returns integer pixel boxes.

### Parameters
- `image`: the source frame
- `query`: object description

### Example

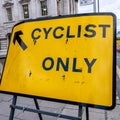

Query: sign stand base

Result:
[9,95,43,120]
[9,95,89,120]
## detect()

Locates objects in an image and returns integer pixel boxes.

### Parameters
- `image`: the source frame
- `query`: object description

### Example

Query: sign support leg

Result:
[78,105,82,120]
[86,107,89,120]
[34,98,43,120]
[9,95,17,120]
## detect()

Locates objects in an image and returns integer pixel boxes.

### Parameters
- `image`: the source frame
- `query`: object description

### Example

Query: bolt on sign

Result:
[0,13,116,110]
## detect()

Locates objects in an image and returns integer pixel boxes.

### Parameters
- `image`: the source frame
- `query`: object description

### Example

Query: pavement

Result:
[0,93,120,120]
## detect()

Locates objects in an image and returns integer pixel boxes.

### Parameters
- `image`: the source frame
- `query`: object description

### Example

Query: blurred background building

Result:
[0,0,78,57]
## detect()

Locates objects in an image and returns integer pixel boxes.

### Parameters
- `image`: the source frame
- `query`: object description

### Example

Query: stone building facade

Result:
[0,0,78,57]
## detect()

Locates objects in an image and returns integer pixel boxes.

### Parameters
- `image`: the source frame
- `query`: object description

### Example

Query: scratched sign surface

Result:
[0,13,116,109]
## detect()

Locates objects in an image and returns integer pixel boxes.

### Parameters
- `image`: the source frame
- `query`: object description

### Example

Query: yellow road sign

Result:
[0,13,116,109]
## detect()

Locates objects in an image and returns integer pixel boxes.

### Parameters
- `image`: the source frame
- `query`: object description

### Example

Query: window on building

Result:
[0,39,8,51]
[6,7,13,21]
[22,4,29,19]
[40,0,48,16]
[69,0,78,14]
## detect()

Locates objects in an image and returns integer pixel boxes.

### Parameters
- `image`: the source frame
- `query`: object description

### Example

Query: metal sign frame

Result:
[0,13,116,110]
[9,95,84,120]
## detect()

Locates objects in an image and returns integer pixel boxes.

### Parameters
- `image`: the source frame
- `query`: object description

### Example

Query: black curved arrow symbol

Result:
[13,30,27,50]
